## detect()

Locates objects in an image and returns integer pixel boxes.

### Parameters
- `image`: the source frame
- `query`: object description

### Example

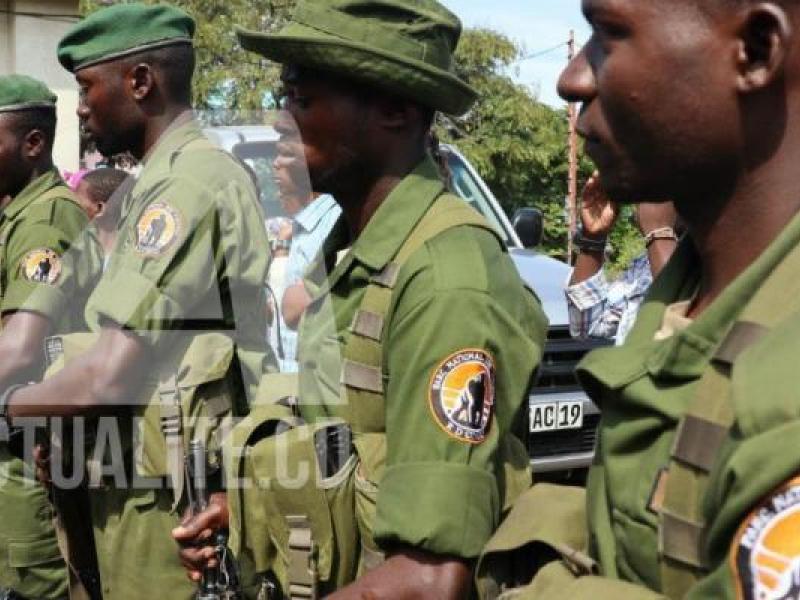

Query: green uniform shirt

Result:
[0,169,101,600]
[0,168,100,333]
[563,211,800,599]
[298,158,547,561]
[85,115,273,397]
[80,115,273,600]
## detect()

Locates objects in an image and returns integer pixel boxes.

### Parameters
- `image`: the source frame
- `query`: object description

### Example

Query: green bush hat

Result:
[57,2,195,73]
[0,75,57,113]
[237,0,478,116]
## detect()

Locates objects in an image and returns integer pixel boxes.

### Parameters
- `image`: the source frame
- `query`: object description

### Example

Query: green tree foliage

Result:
[440,28,638,272]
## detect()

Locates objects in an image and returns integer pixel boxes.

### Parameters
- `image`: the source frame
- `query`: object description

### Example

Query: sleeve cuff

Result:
[373,462,500,559]
[565,270,610,310]
[1,282,67,320]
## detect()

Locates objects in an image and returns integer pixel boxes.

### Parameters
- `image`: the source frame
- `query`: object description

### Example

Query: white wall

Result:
[0,0,80,170]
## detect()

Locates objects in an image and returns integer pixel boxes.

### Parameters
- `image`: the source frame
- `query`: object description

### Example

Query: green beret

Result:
[57,2,195,73]
[237,0,478,116]
[0,75,57,114]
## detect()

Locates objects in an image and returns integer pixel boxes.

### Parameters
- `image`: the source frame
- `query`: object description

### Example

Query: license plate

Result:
[530,401,584,433]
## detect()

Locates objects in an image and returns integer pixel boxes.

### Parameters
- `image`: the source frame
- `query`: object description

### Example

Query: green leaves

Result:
[439,29,584,260]
[440,28,635,271]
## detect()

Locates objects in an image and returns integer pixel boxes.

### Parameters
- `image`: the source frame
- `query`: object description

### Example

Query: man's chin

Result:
[598,172,659,205]
[92,137,123,159]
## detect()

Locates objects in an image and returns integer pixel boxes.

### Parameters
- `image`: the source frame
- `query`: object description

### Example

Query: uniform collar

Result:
[580,209,800,391]
[4,168,65,220]
[350,157,443,271]
[140,110,203,170]
[307,157,444,300]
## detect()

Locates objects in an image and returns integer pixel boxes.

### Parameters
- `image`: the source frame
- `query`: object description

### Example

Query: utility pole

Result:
[566,29,578,264]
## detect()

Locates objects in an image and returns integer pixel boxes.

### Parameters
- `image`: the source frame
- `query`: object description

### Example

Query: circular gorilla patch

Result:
[428,348,495,444]
[134,202,181,257]
[20,248,61,284]
[732,476,800,600]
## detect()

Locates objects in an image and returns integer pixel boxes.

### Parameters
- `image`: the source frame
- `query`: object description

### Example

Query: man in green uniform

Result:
[0,4,273,599]
[0,75,102,599]
[477,0,800,599]
[175,1,547,598]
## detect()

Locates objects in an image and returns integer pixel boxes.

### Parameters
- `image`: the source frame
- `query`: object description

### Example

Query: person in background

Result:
[0,73,103,600]
[74,167,129,262]
[62,168,88,191]
[276,151,341,371]
[565,172,679,344]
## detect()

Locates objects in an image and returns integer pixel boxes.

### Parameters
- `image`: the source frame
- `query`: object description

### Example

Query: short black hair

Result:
[7,107,57,150]
[122,42,195,104]
[83,167,128,224]
[82,167,128,204]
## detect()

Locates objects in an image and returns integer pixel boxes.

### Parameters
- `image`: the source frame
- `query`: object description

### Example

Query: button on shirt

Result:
[279,193,340,371]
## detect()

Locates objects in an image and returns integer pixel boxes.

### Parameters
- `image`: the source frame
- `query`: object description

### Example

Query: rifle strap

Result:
[341,193,500,435]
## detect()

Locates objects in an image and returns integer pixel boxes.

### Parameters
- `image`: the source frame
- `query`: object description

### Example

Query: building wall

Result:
[0,0,81,170]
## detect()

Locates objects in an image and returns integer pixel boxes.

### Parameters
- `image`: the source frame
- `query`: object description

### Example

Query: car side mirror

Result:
[512,208,543,248]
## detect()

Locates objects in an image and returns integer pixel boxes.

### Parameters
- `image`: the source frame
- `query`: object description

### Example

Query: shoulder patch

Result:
[731,475,800,600]
[428,348,495,444]
[134,202,181,257]
[20,248,61,284]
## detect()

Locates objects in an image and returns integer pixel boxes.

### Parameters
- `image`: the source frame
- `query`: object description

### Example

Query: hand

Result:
[33,443,51,485]
[580,171,620,239]
[277,218,293,242]
[172,492,229,582]
[636,201,677,236]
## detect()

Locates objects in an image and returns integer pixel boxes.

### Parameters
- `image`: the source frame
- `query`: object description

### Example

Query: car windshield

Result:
[440,147,514,246]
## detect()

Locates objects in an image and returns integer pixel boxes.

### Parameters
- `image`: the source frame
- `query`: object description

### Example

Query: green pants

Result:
[89,485,196,600]
[0,443,68,599]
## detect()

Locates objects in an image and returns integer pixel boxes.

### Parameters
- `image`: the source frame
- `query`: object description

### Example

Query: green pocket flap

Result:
[8,537,62,567]
[482,483,587,555]
[176,333,235,388]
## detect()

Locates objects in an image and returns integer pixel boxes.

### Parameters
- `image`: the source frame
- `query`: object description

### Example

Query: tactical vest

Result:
[226,194,528,600]
[475,236,800,599]
[45,331,240,506]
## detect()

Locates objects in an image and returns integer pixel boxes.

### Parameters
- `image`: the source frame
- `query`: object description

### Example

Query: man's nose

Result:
[274,109,296,137]
[557,45,596,104]
[76,102,90,120]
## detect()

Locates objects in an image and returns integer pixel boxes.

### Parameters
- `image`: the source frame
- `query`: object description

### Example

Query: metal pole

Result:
[566,30,578,265]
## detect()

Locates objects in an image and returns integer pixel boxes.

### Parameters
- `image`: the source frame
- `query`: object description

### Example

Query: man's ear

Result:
[23,129,46,160]
[128,63,155,102]
[95,201,106,218]
[735,3,793,92]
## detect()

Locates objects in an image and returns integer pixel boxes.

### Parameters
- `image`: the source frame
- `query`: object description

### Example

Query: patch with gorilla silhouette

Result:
[20,248,61,284]
[134,202,181,257]
[731,476,800,600]
[428,349,495,444]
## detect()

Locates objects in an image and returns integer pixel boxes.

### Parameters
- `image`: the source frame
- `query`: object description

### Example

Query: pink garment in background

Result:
[63,169,89,190]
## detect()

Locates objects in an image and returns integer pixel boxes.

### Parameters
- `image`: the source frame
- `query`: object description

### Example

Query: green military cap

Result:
[57,2,195,73]
[237,0,477,116]
[0,75,57,113]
